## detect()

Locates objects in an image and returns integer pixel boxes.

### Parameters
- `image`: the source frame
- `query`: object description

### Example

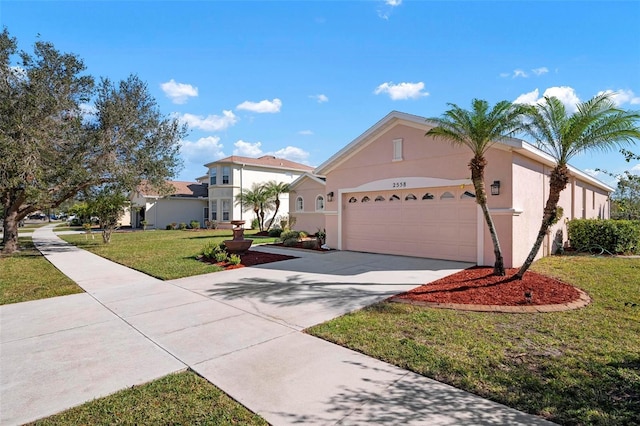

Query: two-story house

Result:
[205,155,314,228]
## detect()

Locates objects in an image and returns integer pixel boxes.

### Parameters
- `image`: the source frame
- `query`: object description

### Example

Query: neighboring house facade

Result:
[130,181,208,229]
[204,155,314,228]
[290,111,612,268]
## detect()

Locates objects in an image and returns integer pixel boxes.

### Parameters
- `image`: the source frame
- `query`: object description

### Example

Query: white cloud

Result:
[513,69,528,78]
[298,130,313,135]
[532,67,549,76]
[310,94,329,103]
[542,86,580,112]
[236,98,282,113]
[233,140,264,157]
[513,86,581,113]
[374,81,429,100]
[597,89,640,106]
[179,110,238,132]
[179,136,225,162]
[232,140,310,164]
[630,163,640,174]
[499,72,511,78]
[584,168,602,178]
[161,79,198,104]
[377,0,402,20]
[513,89,540,105]
[273,146,311,164]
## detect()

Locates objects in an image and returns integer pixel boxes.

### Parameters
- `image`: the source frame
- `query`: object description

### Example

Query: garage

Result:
[341,187,478,262]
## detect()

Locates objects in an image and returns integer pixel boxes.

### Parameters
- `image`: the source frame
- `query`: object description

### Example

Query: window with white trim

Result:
[222,166,230,185]
[222,199,230,221]
[393,138,403,161]
[296,196,303,212]
[204,207,209,223]
[210,168,217,185]
[211,200,217,221]
[315,195,325,211]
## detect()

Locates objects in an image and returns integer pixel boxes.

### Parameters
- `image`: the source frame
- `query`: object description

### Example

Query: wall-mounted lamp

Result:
[327,192,334,202]
[490,180,501,196]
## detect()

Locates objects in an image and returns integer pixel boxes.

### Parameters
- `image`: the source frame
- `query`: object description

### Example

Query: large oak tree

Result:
[1,29,186,253]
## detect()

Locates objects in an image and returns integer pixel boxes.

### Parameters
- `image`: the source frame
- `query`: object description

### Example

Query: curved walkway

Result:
[1,224,554,425]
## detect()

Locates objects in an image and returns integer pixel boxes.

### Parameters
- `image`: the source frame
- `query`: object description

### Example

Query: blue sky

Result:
[3,0,639,186]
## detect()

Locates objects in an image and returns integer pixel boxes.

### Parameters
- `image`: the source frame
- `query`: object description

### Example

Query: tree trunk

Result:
[2,210,21,254]
[266,198,280,231]
[470,157,505,276]
[514,165,570,279]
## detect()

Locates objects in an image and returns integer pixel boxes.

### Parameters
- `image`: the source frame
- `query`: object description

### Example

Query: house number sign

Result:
[392,181,407,188]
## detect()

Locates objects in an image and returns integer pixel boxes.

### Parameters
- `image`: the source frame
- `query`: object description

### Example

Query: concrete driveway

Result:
[1,226,552,425]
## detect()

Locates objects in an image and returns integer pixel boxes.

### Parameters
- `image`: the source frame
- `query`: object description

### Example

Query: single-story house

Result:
[289,111,612,268]
[130,181,209,229]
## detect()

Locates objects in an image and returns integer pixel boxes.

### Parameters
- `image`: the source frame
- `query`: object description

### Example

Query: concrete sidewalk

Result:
[1,224,553,425]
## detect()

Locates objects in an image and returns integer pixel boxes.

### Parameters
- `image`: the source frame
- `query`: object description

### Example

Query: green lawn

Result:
[0,238,82,305]
[60,229,279,280]
[308,256,640,425]
[28,370,267,425]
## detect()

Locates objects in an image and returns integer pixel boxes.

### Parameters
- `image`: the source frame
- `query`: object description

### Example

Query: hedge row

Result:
[567,219,640,254]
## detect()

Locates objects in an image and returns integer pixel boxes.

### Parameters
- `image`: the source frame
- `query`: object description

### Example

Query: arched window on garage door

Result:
[375,195,385,202]
[405,193,417,201]
[440,191,455,200]
[362,196,370,202]
[348,197,358,203]
[422,193,434,200]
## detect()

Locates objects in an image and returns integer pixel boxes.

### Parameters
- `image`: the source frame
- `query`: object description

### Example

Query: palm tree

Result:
[234,183,264,230]
[263,180,290,231]
[426,99,527,276]
[514,93,640,279]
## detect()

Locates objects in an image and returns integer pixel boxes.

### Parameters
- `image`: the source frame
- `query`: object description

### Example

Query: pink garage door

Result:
[342,188,477,262]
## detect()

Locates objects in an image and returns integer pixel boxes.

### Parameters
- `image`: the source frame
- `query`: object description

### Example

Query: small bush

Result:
[568,219,640,254]
[204,220,217,230]
[201,242,217,259]
[228,254,241,265]
[190,220,200,230]
[268,228,283,237]
[280,230,300,241]
[283,237,298,247]
[298,231,308,239]
[251,218,260,230]
[214,251,229,263]
[178,222,187,230]
[171,222,178,230]
[302,239,318,250]
[165,224,174,230]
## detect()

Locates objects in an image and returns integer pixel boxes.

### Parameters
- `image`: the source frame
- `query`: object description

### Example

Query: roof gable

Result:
[137,180,208,198]
[289,173,326,190]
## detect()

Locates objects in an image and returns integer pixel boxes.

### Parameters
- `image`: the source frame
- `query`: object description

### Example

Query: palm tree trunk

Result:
[266,199,280,231]
[470,157,505,276]
[514,165,570,279]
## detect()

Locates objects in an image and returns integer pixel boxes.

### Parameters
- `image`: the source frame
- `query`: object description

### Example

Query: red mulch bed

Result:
[395,267,582,306]
[266,241,332,252]
[199,250,298,270]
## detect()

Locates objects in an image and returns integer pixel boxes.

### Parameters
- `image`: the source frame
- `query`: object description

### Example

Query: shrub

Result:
[298,231,308,239]
[228,254,241,265]
[165,224,174,230]
[171,222,178,230]
[268,228,283,237]
[251,218,260,230]
[190,220,200,230]
[214,251,229,263]
[205,220,217,230]
[283,237,299,247]
[201,242,217,259]
[302,239,318,250]
[178,222,187,230]
[568,219,640,254]
[280,230,300,241]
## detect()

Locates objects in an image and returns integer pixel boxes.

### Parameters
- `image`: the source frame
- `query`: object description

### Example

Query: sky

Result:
[3,0,639,187]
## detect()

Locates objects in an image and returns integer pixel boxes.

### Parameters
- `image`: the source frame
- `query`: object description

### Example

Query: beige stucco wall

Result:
[145,198,208,229]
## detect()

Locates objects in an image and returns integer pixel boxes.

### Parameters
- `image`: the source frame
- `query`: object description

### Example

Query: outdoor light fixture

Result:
[490,180,501,196]
[327,192,334,202]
